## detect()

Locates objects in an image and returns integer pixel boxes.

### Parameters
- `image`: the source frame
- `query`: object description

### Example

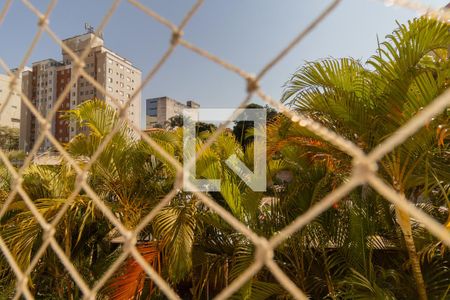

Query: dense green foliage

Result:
[0,17,449,299]
[0,126,19,151]
[166,114,217,134]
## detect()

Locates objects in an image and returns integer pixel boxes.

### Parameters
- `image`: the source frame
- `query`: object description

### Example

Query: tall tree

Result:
[232,103,277,148]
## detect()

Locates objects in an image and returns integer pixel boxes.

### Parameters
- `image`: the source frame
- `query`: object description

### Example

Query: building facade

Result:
[20,32,142,152]
[0,73,22,128]
[146,96,199,128]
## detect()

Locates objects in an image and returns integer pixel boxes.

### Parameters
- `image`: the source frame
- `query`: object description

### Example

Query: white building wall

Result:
[0,74,21,128]
[103,51,141,128]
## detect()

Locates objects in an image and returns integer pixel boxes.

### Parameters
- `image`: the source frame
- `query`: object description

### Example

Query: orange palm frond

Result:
[107,242,162,300]
[436,124,449,146]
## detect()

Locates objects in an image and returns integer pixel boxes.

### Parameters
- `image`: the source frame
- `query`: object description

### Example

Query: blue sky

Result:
[0,0,448,128]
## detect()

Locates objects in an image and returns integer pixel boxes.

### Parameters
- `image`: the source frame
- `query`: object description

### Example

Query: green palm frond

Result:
[63,98,119,138]
[152,199,197,283]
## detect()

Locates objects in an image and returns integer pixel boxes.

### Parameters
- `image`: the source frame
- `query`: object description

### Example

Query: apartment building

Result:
[0,73,22,128]
[146,96,200,128]
[20,32,142,152]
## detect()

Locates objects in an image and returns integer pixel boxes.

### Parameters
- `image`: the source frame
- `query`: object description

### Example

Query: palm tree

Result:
[1,17,450,299]
[0,163,111,298]
[0,100,182,298]
[281,17,450,299]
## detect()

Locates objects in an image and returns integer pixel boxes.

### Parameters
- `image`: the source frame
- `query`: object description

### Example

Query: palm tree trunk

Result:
[224,258,229,287]
[66,278,74,300]
[395,207,428,300]
[321,250,337,299]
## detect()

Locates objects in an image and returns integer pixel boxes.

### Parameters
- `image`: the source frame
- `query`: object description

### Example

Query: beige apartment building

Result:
[20,32,141,152]
[0,73,22,128]
[146,96,199,128]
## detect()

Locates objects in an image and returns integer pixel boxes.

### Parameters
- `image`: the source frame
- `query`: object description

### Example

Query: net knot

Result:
[171,29,183,46]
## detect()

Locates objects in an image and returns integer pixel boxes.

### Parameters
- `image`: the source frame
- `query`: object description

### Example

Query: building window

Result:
[108,68,113,74]
[108,59,113,64]
[108,87,113,92]
[108,77,112,83]
[120,83,124,88]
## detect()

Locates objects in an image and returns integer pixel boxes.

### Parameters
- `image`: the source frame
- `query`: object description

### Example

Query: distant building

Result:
[146,96,199,128]
[0,72,23,128]
[20,32,142,152]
